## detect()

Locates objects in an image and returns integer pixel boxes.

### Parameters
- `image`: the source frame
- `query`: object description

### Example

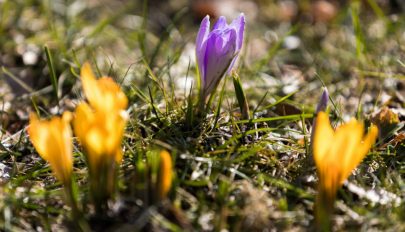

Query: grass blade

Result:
[44,46,59,103]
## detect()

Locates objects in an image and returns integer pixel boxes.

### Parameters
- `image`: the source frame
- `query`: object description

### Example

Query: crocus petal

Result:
[86,127,106,158]
[321,162,340,199]
[230,13,245,50]
[213,16,227,30]
[80,63,128,113]
[28,112,73,184]
[159,150,173,199]
[313,112,334,167]
[341,124,378,183]
[74,104,126,166]
[338,119,364,183]
[29,113,53,160]
[196,15,210,85]
[227,14,245,72]
[357,125,379,158]
[196,15,211,48]
[97,77,128,111]
[104,112,126,161]
[203,28,237,95]
[52,112,73,183]
[315,87,329,113]
[81,62,101,109]
[311,88,329,145]
[73,102,95,146]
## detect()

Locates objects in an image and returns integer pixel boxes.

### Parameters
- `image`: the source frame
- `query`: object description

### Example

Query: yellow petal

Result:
[73,103,95,145]
[109,111,127,161]
[85,127,106,168]
[81,62,101,110]
[28,113,73,184]
[335,119,363,184]
[80,63,128,113]
[159,150,173,199]
[313,112,334,168]
[320,163,340,199]
[341,124,378,182]
[115,150,123,164]
[28,113,52,160]
[98,77,128,111]
[50,113,73,183]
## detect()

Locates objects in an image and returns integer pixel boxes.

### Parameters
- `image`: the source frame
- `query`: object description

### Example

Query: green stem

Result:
[64,179,90,232]
[314,186,336,232]
[197,90,207,117]
[89,157,118,215]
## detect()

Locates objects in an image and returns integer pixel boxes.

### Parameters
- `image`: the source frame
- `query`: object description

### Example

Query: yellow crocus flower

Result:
[29,112,88,229]
[314,112,378,197]
[158,150,173,199]
[313,111,378,230]
[28,112,73,184]
[74,63,128,166]
[73,62,128,209]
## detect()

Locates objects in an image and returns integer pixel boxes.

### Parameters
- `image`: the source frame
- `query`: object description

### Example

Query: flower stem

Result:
[314,186,336,232]
[89,157,118,215]
[197,90,207,117]
[64,178,90,232]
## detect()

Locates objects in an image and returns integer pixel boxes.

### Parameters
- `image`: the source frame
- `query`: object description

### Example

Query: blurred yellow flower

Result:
[28,112,73,184]
[73,62,128,208]
[74,62,128,166]
[313,111,378,197]
[158,150,173,199]
[313,111,378,230]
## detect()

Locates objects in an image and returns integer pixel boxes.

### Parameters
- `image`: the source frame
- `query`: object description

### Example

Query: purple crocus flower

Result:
[196,14,245,101]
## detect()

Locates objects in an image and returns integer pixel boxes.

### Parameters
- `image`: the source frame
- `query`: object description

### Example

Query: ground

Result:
[0,0,404,231]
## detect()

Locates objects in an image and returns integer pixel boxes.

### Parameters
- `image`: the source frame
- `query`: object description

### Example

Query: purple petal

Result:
[213,16,227,30]
[196,15,211,83]
[230,13,245,51]
[315,87,329,113]
[225,28,240,73]
[226,14,245,73]
[311,87,329,145]
[203,29,237,95]
[227,55,239,75]
[196,15,210,49]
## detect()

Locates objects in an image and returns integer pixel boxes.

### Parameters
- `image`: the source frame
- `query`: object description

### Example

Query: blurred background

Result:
[0,0,404,133]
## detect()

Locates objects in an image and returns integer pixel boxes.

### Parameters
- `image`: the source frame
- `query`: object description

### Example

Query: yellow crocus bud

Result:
[158,150,173,199]
[28,112,73,185]
[73,62,128,209]
[313,111,378,231]
[73,62,128,166]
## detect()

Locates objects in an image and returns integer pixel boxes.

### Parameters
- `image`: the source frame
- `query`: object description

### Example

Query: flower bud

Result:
[28,112,73,185]
[196,14,245,101]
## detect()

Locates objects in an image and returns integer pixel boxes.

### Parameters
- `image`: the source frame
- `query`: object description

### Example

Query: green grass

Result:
[0,0,404,231]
